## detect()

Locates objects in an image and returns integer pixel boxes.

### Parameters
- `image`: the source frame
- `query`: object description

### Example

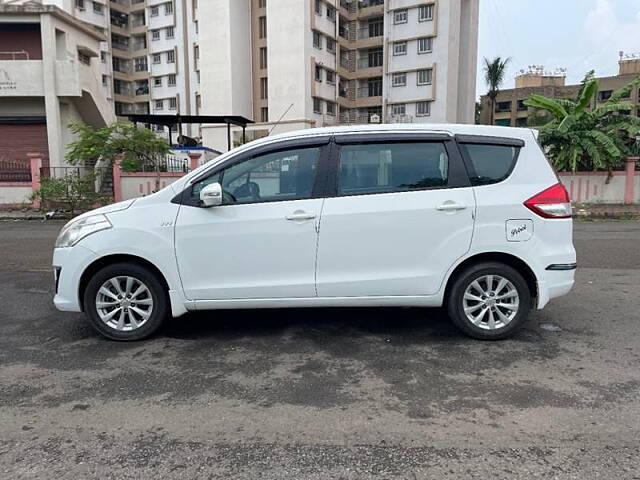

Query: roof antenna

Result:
[269,103,295,135]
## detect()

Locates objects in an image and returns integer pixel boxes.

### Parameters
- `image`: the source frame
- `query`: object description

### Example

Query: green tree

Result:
[66,122,171,190]
[524,75,640,173]
[483,57,511,125]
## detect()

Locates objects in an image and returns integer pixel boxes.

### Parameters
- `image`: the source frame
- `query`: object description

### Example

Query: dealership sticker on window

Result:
[506,220,533,242]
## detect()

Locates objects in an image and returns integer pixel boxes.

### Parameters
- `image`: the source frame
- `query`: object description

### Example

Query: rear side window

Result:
[459,143,519,186]
[338,142,448,196]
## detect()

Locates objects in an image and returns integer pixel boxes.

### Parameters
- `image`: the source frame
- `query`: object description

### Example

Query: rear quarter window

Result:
[459,143,520,186]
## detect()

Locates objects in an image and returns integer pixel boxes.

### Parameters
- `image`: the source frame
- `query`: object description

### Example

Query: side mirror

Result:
[199,182,223,207]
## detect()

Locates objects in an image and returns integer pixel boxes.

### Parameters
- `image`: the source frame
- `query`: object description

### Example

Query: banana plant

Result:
[525,76,640,173]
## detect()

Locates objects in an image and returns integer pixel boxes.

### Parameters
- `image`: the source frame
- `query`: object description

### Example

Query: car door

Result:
[174,139,330,300]
[316,134,475,297]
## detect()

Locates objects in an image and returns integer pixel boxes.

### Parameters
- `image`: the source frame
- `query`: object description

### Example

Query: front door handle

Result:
[286,211,316,221]
[436,202,467,212]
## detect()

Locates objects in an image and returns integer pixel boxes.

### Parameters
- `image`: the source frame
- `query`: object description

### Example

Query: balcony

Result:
[357,56,382,69]
[358,25,383,39]
[357,85,382,98]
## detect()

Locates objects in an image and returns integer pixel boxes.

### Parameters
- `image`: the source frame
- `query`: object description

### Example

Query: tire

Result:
[83,262,168,341]
[446,262,531,340]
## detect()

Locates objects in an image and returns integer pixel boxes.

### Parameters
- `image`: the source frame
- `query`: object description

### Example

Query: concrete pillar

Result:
[112,155,123,203]
[188,152,202,171]
[40,14,64,170]
[625,157,638,205]
[28,154,43,209]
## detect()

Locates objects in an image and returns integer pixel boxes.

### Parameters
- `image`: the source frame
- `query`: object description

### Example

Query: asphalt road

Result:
[1,220,639,479]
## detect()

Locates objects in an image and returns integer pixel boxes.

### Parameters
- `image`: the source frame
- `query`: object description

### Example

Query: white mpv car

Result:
[53,124,576,341]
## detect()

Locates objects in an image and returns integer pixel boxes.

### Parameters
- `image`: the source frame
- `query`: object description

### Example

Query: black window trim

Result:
[326,135,470,199]
[455,134,525,148]
[173,136,333,207]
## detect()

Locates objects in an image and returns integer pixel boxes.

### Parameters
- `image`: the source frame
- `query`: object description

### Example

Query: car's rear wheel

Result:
[83,263,168,341]
[447,262,531,340]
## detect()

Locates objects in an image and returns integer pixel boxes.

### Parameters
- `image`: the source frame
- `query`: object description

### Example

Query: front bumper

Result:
[52,245,99,313]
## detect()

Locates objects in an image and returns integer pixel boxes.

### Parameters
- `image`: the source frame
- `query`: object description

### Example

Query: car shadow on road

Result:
[158,307,542,345]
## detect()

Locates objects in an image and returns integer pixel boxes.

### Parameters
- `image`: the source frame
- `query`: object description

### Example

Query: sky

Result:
[476,0,640,98]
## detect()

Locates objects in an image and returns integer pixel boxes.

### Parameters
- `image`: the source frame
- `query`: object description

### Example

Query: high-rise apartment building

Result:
[15,0,202,138]
[200,0,479,152]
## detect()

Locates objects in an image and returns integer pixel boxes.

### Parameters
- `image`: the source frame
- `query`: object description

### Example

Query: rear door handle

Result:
[437,202,467,212]
[286,212,316,221]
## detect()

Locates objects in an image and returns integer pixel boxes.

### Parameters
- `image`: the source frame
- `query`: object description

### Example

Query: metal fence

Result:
[136,155,191,173]
[0,160,31,182]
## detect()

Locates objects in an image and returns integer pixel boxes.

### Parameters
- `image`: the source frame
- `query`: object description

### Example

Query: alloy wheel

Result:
[462,274,520,330]
[95,276,154,331]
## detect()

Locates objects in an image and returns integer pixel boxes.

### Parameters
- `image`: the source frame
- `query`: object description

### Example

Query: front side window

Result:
[190,147,321,205]
[338,142,449,196]
[458,143,519,186]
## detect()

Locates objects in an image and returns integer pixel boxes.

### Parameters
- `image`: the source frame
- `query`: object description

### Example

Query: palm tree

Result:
[483,57,511,125]
[525,75,640,173]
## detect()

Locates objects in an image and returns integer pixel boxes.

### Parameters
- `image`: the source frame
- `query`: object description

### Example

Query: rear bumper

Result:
[536,268,575,309]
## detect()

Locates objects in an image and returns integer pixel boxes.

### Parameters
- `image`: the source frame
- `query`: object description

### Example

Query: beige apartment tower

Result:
[200,0,480,153]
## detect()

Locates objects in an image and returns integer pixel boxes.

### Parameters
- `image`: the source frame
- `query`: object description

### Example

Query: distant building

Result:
[479,54,640,127]
[0,3,115,168]
[200,0,480,152]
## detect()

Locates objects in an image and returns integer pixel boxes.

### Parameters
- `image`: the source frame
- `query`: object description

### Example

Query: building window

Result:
[261,107,269,122]
[102,74,108,86]
[169,97,177,110]
[259,47,267,69]
[154,77,162,87]
[392,104,406,116]
[313,31,322,49]
[152,53,161,64]
[326,101,336,116]
[418,37,433,54]
[168,74,176,86]
[166,50,175,63]
[100,51,107,63]
[93,2,103,15]
[259,16,267,39]
[134,56,148,72]
[155,99,164,110]
[327,5,336,22]
[416,101,431,116]
[394,9,408,24]
[151,6,159,16]
[393,42,407,56]
[392,72,407,87]
[260,77,268,99]
[166,27,174,39]
[165,2,173,15]
[75,0,85,10]
[496,101,512,112]
[315,65,323,82]
[417,68,433,85]
[326,70,335,84]
[419,4,434,21]
[258,0,266,7]
[152,30,160,41]
[315,0,322,15]
[597,90,613,102]
[326,38,336,53]
[313,98,323,114]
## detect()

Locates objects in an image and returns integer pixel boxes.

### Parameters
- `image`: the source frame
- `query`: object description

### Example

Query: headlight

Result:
[55,214,112,248]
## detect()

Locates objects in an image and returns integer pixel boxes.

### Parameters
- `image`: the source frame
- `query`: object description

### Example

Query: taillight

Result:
[524,183,572,219]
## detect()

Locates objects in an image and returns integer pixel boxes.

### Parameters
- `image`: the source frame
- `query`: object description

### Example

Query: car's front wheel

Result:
[83,263,168,341]
[447,262,531,340]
